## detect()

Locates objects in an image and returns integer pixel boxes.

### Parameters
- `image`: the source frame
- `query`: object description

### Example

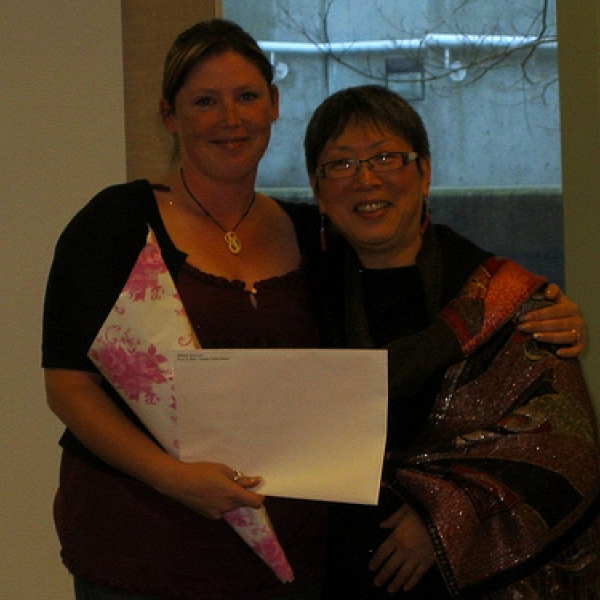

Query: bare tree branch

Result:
[275,0,557,100]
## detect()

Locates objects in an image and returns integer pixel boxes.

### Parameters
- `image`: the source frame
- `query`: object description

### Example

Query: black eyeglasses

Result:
[316,151,419,179]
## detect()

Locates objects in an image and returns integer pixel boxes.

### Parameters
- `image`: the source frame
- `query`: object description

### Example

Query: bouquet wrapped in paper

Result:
[88,228,294,583]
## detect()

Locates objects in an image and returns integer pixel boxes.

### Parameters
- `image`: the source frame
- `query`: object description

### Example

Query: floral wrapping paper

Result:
[224,507,295,583]
[88,227,295,583]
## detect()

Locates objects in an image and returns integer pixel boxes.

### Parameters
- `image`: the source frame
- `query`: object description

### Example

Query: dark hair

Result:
[162,19,274,106]
[304,85,431,175]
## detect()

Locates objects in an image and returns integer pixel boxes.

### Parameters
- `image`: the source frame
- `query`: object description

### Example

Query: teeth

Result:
[356,202,387,213]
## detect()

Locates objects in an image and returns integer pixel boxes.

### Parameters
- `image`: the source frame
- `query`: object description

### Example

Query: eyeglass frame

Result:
[315,151,419,179]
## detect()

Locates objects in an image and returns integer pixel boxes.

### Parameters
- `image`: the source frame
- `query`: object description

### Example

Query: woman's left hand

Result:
[369,503,436,594]
[518,283,586,358]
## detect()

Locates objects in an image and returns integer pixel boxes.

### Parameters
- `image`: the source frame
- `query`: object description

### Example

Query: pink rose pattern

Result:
[89,242,181,405]
[89,327,170,405]
[123,241,168,301]
[88,234,195,454]
[224,507,295,582]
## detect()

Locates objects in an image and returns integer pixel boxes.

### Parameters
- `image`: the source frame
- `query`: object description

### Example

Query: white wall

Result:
[0,3,125,598]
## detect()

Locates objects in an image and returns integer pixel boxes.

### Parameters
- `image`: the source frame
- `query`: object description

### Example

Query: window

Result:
[225,0,563,285]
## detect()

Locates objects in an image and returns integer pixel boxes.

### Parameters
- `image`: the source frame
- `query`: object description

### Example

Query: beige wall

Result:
[1,3,125,598]
[557,2,600,408]
[0,1,597,598]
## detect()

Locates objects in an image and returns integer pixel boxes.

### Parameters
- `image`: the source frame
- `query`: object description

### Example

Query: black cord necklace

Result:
[180,167,256,255]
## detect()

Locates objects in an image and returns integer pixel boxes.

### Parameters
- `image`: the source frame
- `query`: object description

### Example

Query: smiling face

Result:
[161,50,279,186]
[311,120,431,268]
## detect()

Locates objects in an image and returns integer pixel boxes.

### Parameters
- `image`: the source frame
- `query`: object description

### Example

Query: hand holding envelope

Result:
[88,229,296,582]
[175,348,387,505]
[88,228,388,583]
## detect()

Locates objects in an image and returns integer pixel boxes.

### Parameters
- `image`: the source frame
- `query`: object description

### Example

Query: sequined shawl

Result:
[332,225,600,598]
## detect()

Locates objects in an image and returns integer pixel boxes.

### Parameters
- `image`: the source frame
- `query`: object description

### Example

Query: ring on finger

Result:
[233,470,243,482]
[572,329,581,344]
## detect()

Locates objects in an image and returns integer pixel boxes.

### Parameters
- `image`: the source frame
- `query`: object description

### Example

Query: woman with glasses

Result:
[305,85,600,599]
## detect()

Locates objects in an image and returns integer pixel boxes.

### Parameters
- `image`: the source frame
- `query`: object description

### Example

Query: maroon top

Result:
[178,261,320,349]
[54,260,328,599]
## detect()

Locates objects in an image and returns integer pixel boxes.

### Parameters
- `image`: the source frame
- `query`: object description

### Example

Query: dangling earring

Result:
[320,213,327,251]
[420,198,432,234]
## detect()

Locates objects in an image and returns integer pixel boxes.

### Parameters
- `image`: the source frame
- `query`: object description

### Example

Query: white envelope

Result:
[87,229,297,581]
[175,348,388,505]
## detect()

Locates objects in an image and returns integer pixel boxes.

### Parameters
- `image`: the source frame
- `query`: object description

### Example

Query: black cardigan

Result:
[42,179,321,462]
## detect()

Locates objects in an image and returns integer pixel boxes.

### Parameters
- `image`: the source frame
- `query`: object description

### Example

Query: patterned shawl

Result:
[335,226,600,598]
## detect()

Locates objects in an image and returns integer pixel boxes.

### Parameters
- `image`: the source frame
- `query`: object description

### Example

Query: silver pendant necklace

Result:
[180,168,256,255]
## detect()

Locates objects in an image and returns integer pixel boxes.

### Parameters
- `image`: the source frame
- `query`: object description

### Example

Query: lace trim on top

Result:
[176,256,319,349]
[179,258,308,291]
